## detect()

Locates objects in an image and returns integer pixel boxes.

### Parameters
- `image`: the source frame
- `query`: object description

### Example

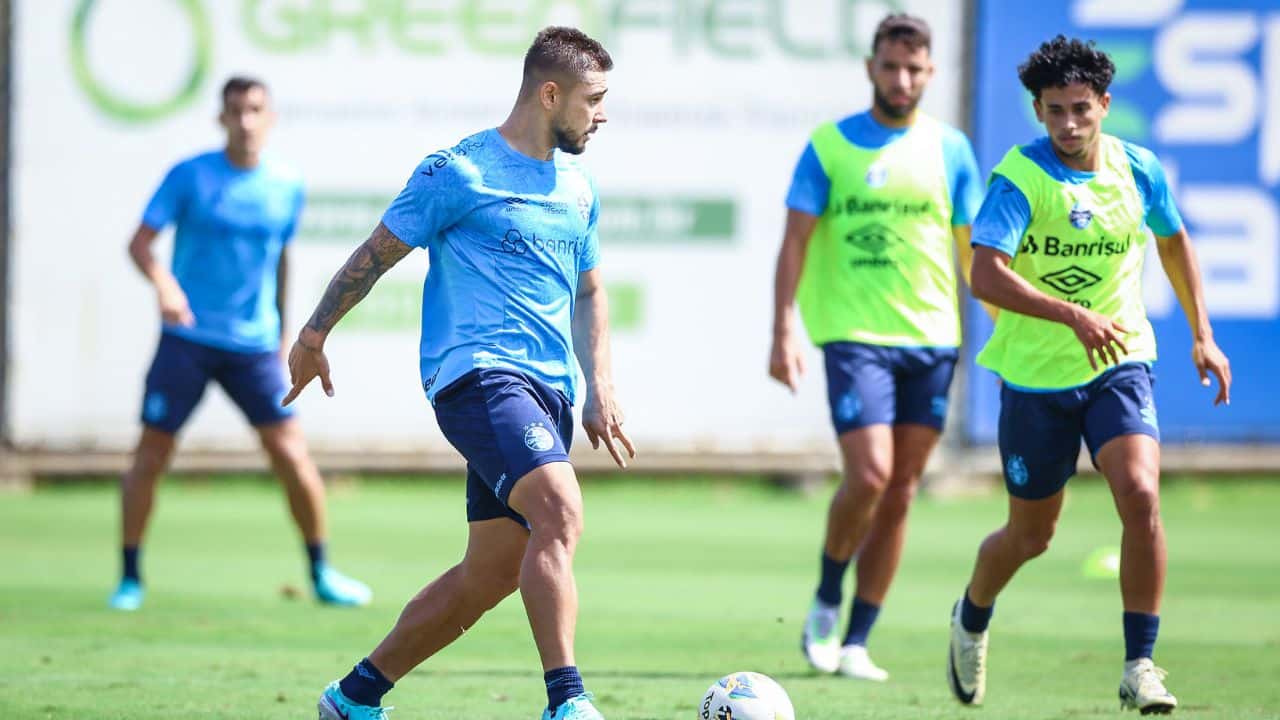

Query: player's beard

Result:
[552,120,589,155]
[872,87,920,120]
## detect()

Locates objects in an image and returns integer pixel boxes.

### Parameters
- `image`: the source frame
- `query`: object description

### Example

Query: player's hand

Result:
[1192,337,1231,406]
[157,284,194,327]
[582,384,636,469]
[1067,307,1130,371]
[768,329,806,393]
[281,333,334,405]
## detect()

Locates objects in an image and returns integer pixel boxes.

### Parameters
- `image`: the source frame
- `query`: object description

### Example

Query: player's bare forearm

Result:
[970,246,1078,326]
[300,222,411,347]
[572,269,613,395]
[773,210,818,336]
[127,224,177,290]
[1156,229,1212,340]
[276,248,289,345]
[955,228,998,320]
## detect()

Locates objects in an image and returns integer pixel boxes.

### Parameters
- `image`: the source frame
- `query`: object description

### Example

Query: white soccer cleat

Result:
[1119,658,1178,715]
[947,600,988,705]
[837,644,889,682]
[801,599,841,673]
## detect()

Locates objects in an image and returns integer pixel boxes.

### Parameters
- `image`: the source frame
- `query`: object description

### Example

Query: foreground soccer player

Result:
[946,36,1230,714]
[770,14,981,680]
[111,76,370,611]
[284,27,634,720]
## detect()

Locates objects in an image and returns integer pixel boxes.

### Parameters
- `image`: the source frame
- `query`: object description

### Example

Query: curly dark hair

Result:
[1017,35,1115,99]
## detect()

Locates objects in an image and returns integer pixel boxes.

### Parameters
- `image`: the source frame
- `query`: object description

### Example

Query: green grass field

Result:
[1,475,1278,719]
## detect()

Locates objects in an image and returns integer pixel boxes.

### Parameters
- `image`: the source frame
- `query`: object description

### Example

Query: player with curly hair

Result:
[944,35,1231,713]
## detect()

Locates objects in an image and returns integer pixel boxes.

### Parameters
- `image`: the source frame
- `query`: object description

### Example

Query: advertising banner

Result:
[14,0,966,454]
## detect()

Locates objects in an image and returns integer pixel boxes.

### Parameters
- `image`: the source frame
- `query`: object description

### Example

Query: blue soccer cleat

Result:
[542,693,604,720]
[314,566,372,607]
[317,681,393,720]
[108,578,145,611]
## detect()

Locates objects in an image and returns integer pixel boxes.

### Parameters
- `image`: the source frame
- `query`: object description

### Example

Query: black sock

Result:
[307,542,326,582]
[960,588,994,633]
[815,552,850,607]
[123,546,141,583]
[544,666,585,713]
[338,658,394,707]
[843,597,881,646]
[1123,611,1159,662]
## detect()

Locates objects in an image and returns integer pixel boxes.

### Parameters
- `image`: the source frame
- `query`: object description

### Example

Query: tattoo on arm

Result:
[305,223,412,335]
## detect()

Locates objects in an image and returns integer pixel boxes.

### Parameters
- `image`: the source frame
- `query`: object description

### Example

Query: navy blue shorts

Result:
[141,332,293,434]
[432,368,574,527]
[999,363,1160,500]
[822,341,959,435]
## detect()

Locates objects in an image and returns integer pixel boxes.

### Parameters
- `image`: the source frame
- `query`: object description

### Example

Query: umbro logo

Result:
[1039,265,1102,295]
[844,222,904,256]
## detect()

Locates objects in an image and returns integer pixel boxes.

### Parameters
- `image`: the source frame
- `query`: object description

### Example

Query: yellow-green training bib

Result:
[976,134,1157,389]
[796,115,959,347]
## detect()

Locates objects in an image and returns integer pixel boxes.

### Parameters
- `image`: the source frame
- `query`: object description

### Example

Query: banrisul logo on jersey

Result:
[71,0,212,124]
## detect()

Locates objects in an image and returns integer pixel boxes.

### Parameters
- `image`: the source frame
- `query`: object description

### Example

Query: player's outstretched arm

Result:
[970,245,1130,370]
[128,223,194,327]
[282,222,412,404]
[572,268,635,468]
[769,209,818,393]
[1156,228,1231,405]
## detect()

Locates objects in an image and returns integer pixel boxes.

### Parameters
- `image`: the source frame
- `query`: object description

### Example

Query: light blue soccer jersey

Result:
[142,151,304,353]
[971,136,1182,257]
[786,111,983,224]
[381,129,601,405]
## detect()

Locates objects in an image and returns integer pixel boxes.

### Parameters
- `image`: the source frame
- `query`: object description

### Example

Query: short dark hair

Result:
[221,75,268,106]
[871,13,931,54]
[1017,35,1115,99]
[523,26,613,84]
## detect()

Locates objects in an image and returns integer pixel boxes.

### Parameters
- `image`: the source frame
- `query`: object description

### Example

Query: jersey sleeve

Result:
[381,155,472,249]
[970,175,1031,258]
[580,182,601,272]
[943,128,984,226]
[784,142,830,217]
[141,162,190,231]
[1124,143,1183,237]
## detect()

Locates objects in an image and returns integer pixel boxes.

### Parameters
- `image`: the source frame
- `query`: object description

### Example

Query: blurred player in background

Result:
[284,27,633,720]
[946,36,1231,713]
[769,14,983,681]
[110,76,371,611]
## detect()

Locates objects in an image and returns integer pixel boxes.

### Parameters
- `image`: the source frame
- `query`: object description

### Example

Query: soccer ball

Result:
[698,671,795,720]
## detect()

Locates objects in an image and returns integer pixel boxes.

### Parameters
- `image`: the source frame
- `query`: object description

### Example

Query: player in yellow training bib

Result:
[769,14,983,681]
[945,36,1231,714]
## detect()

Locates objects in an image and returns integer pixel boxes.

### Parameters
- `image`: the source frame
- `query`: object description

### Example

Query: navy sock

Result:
[843,597,881,646]
[960,588,994,633]
[339,658,394,707]
[816,552,850,607]
[1123,611,1159,661]
[122,546,141,583]
[307,542,326,581]
[545,665,585,712]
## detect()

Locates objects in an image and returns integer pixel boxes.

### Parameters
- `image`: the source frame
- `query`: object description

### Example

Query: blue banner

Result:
[968,0,1280,443]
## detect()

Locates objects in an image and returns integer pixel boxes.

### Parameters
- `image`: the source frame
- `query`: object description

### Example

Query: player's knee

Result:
[1012,524,1055,559]
[844,464,891,498]
[465,568,519,611]
[131,437,175,478]
[877,479,917,521]
[526,494,583,547]
[1115,481,1161,529]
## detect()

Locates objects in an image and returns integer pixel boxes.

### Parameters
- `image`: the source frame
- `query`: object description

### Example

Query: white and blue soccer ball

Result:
[698,671,795,720]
